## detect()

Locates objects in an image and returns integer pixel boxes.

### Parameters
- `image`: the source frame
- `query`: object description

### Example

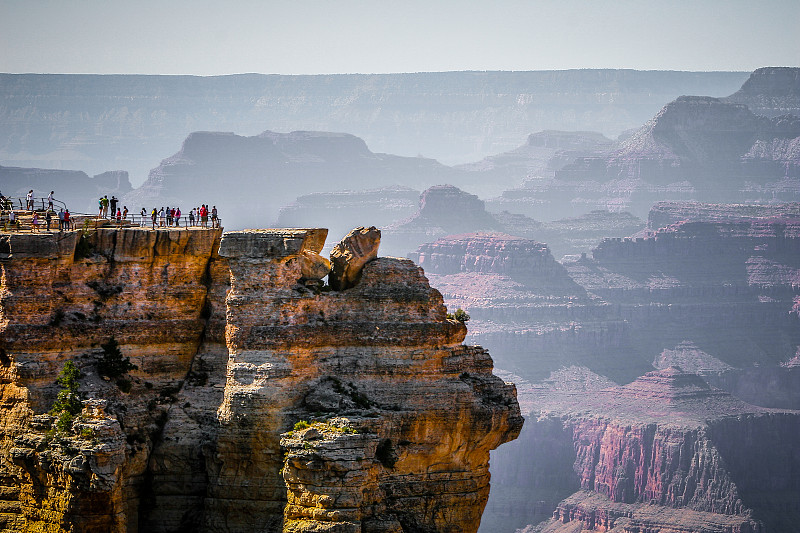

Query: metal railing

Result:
[0,196,221,233]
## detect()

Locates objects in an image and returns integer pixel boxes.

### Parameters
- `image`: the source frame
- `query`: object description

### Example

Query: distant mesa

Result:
[381,184,503,256]
[724,66,800,117]
[124,129,459,229]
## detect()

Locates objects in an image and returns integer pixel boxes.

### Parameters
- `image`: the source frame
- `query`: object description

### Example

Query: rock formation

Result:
[125,130,461,230]
[328,225,381,290]
[525,368,800,533]
[725,66,800,118]
[489,69,800,221]
[0,225,521,532]
[381,185,504,256]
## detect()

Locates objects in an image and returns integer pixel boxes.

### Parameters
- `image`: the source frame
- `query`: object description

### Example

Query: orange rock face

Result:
[0,226,521,532]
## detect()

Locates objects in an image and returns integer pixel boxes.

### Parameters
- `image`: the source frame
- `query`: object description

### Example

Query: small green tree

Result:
[50,361,83,434]
[447,308,471,324]
[454,308,470,323]
[97,337,137,379]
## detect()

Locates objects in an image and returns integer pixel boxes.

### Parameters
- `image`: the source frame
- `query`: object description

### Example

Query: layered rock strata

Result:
[0,225,521,532]
[528,368,800,533]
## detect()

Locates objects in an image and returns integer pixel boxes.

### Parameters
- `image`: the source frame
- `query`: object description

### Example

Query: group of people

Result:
[1,190,72,232]
[145,204,219,229]
[97,195,125,219]
[29,208,73,232]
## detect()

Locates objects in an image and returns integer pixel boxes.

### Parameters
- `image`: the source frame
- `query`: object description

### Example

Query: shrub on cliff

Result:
[49,361,83,434]
[97,337,137,380]
[446,308,470,324]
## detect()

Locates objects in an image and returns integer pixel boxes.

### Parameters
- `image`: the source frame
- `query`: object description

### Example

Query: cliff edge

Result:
[0,226,522,532]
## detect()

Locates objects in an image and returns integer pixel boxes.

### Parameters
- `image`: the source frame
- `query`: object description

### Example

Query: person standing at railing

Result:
[64,209,70,230]
[122,206,128,220]
[110,196,118,219]
[151,207,157,229]
[45,209,53,231]
[26,190,33,211]
[175,207,181,227]
[58,209,65,231]
[47,191,54,210]
[31,212,40,232]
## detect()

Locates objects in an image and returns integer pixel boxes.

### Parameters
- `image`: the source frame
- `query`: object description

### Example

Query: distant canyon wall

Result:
[0,70,748,183]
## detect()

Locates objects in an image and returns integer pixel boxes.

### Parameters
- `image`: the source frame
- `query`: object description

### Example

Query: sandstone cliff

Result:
[527,368,800,533]
[0,226,521,532]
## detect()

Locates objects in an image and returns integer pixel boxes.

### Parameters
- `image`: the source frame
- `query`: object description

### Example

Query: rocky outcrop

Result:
[381,185,504,256]
[410,233,581,292]
[647,200,800,231]
[527,368,800,533]
[328,226,381,290]
[554,96,800,205]
[725,67,800,118]
[0,225,521,532]
[489,71,800,221]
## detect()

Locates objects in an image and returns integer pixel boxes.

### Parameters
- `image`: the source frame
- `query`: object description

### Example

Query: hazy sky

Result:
[1,0,798,75]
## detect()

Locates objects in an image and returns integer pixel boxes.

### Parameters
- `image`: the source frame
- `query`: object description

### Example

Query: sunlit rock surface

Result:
[0,226,521,532]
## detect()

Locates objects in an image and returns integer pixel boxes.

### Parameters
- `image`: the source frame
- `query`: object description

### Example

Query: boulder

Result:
[328,226,381,290]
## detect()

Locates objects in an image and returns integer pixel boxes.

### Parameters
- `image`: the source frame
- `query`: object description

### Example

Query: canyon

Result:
[0,225,522,532]
[409,201,800,532]
[0,70,747,183]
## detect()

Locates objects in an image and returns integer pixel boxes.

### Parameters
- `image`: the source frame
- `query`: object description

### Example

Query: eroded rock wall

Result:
[0,226,521,532]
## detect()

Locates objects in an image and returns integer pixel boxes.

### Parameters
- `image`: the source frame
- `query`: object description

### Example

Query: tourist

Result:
[26,190,33,211]
[122,206,128,220]
[31,212,39,232]
[45,209,53,231]
[211,205,218,228]
[188,208,195,227]
[150,207,157,229]
[101,195,109,218]
[174,207,181,227]
[140,207,147,226]
[63,209,70,230]
[98,197,104,218]
[110,196,118,218]
[8,209,16,228]
[116,208,122,223]
[200,204,208,228]
[159,207,166,227]
[48,191,54,210]
[58,209,65,231]
[166,206,172,227]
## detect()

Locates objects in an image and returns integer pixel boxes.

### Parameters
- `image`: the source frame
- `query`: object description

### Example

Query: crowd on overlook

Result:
[1,190,73,232]
[1,190,221,233]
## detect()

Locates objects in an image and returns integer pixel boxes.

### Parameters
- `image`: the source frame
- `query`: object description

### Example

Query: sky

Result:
[1,0,798,75]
